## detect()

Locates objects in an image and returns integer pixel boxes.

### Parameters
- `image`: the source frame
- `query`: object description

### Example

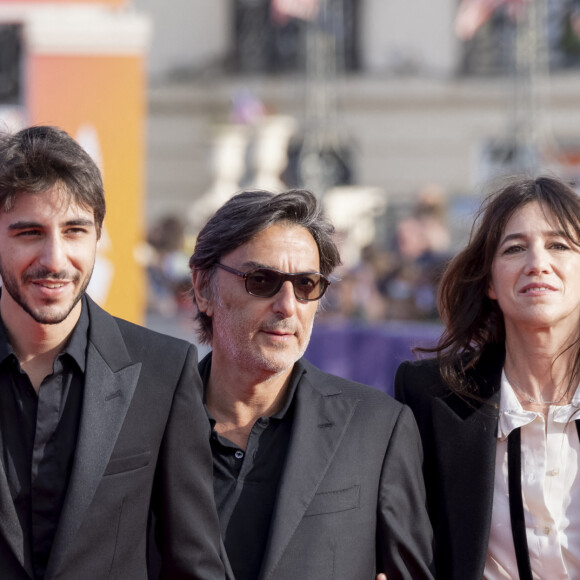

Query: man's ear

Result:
[191,270,214,317]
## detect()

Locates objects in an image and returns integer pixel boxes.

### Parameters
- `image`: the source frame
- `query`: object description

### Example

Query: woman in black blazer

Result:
[396,175,580,580]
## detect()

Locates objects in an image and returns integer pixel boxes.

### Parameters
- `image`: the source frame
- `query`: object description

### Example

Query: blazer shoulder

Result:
[113,316,195,357]
[397,356,441,377]
[300,358,405,417]
[113,316,190,346]
[85,295,195,366]
[395,345,505,401]
[395,357,448,400]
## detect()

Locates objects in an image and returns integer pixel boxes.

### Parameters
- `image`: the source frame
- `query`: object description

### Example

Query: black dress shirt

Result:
[0,305,87,580]
[199,353,301,580]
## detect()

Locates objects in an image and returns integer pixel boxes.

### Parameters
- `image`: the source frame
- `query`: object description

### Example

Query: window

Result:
[0,24,22,105]
[230,0,359,74]
[460,0,580,76]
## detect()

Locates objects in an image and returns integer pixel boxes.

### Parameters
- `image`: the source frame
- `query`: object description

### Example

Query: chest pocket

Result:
[103,451,151,476]
[305,484,360,516]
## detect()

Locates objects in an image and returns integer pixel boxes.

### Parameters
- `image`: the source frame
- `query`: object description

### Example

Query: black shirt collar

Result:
[63,298,89,372]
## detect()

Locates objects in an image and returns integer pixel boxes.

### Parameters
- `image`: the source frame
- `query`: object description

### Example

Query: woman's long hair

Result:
[427,175,580,398]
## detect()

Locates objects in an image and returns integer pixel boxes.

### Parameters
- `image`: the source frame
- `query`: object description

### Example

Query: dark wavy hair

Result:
[0,125,105,236]
[190,189,341,344]
[430,175,580,397]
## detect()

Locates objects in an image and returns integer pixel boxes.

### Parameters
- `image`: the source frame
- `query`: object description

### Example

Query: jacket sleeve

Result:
[376,404,435,580]
[151,344,227,580]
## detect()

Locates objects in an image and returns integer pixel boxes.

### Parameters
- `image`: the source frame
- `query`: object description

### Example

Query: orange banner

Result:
[27,53,147,323]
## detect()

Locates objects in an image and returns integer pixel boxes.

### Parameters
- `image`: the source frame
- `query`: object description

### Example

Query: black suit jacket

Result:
[0,295,225,580]
[394,346,505,580]
[249,358,434,580]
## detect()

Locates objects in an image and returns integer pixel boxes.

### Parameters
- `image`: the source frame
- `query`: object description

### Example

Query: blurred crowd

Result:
[144,87,455,324]
[145,215,193,317]
[145,188,453,324]
[320,189,452,323]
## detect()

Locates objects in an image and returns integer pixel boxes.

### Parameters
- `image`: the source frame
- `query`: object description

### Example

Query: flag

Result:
[454,0,527,40]
[270,0,321,26]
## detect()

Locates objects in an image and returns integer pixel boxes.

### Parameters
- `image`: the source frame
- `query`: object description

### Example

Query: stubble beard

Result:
[215,311,315,376]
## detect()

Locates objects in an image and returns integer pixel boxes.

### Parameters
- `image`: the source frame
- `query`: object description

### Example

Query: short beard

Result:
[0,264,92,325]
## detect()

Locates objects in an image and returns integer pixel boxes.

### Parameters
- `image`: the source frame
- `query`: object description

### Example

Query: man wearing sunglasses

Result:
[190,189,434,580]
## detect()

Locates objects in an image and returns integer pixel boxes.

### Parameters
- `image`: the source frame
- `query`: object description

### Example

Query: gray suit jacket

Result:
[253,358,434,580]
[395,346,504,580]
[0,295,225,580]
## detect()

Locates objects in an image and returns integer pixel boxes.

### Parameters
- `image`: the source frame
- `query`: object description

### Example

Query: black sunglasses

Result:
[215,263,330,302]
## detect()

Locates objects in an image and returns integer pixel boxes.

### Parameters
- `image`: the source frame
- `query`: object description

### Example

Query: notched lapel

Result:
[0,437,33,577]
[260,374,358,580]
[46,342,142,579]
[432,393,499,579]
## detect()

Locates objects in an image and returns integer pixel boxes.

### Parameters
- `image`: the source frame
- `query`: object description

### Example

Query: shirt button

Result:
[547,468,559,476]
[234,450,244,460]
[544,526,551,535]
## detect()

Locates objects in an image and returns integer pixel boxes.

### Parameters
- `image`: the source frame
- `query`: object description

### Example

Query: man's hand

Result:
[377,575,387,580]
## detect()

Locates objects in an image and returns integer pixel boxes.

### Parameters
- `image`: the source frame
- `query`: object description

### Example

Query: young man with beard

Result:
[0,126,225,580]
[190,189,434,580]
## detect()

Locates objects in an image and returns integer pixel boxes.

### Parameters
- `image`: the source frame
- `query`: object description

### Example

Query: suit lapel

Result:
[45,297,141,579]
[433,389,499,580]
[0,422,34,577]
[259,363,358,580]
